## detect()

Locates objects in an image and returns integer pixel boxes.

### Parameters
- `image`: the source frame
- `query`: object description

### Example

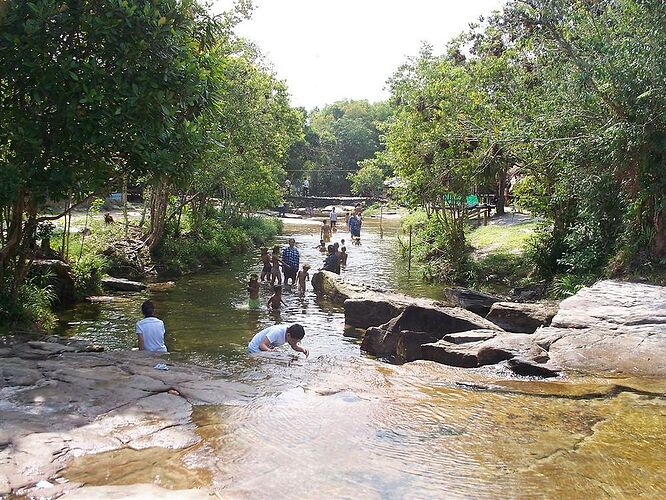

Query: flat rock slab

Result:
[0,347,253,496]
[534,280,666,376]
[421,333,537,368]
[444,287,505,316]
[443,329,498,344]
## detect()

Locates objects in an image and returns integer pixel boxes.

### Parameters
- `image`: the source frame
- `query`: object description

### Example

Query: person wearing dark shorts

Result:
[281,238,300,286]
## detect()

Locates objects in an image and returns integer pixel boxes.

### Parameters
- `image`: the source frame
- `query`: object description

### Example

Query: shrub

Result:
[0,275,57,330]
[71,255,106,298]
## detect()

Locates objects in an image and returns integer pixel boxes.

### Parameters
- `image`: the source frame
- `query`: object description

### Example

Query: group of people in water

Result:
[136,205,363,359]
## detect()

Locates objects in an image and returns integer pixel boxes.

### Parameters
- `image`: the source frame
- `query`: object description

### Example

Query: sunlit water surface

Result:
[57,218,666,498]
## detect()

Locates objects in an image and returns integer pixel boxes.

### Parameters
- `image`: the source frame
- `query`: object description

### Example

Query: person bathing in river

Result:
[339,246,348,266]
[267,285,287,309]
[281,238,300,286]
[314,239,326,252]
[247,323,309,357]
[321,220,332,243]
[135,300,167,352]
[260,247,271,282]
[321,245,340,274]
[247,274,260,309]
[333,242,341,274]
[271,245,284,285]
[297,264,311,293]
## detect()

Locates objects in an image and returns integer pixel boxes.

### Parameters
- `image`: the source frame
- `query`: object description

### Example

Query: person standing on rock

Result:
[329,206,338,229]
[136,300,167,352]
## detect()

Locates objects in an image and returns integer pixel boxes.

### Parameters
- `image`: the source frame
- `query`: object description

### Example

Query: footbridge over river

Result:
[285,195,374,208]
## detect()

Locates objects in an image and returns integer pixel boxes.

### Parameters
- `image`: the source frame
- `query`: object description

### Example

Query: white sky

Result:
[214,1,506,110]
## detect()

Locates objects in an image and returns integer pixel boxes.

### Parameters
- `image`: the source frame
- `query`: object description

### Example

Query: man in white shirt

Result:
[135,300,168,352]
[302,177,309,197]
[247,323,308,357]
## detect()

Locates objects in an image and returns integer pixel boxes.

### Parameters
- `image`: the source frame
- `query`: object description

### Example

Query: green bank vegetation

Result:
[0,0,295,327]
[382,0,666,293]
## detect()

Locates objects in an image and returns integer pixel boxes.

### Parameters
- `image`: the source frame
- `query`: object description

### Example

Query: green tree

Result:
[349,160,385,197]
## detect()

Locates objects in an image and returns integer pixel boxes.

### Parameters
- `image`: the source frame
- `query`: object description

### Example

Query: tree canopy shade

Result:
[379,0,666,281]
[0,0,302,303]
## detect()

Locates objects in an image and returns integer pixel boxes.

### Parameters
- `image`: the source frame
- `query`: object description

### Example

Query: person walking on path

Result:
[302,177,309,197]
[285,178,291,196]
[281,238,300,286]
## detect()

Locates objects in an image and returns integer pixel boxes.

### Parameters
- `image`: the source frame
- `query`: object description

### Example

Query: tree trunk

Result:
[144,178,169,251]
[496,167,506,216]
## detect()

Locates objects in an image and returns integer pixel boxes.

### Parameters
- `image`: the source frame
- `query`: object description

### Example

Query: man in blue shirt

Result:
[281,238,300,286]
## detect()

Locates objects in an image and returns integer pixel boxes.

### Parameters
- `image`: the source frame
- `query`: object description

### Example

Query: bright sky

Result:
[214,1,506,110]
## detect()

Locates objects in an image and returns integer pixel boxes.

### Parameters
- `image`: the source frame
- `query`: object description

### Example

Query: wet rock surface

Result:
[0,341,252,497]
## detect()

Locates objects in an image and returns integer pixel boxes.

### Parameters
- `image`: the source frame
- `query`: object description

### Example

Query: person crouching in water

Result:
[135,300,167,352]
[267,284,287,309]
[247,323,309,357]
[247,274,260,309]
[297,264,310,293]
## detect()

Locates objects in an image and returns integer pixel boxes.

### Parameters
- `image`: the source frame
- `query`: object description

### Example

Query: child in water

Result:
[315,239,326,252]
[260,247,271,282]
[339,246,348,265]
[297,264,310,293]
[321,220,332,243]
[271,245,283,285]
[267,285,287,309]
[247,274,260,309]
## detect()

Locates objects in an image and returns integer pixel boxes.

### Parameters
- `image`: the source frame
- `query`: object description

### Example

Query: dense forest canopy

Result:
[0,0,301,315]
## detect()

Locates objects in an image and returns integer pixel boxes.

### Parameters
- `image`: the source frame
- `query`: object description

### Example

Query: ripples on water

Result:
[56,217,666,497]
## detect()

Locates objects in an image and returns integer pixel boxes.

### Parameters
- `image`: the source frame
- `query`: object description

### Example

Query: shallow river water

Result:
[57,218,666,498]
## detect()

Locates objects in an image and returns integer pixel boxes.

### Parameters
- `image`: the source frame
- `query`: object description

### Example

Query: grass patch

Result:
[469,221,539,255]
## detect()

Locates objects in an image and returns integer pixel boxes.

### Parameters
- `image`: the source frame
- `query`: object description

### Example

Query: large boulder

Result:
[344,298,404,329]
[310,271,366,302]
[360,304,502,361]
[534,280,666,376]
[31,259,76,304]
[444,287,503,316]
[485,301,558,333]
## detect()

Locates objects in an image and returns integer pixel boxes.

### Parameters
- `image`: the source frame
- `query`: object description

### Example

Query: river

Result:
[56,217,666,498]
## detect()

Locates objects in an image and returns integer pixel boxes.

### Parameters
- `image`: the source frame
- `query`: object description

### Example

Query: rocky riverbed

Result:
[0,340,252,497]
[313,271,666,378]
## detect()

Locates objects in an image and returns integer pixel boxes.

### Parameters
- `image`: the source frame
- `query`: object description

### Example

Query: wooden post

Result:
[408,225,412,275]
[122,175,129,238]
[379,204,383,239]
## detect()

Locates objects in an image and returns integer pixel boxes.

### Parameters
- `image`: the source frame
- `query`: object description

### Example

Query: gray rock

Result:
[507,357,561,378]
[485,301,558,333]
[534,280,666,376]
[421,340,481,367]
[344,298,403,329]
[101,276,147,292]
[444,287,503,316]
[360,304,502,360]
[443,329,498,344]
